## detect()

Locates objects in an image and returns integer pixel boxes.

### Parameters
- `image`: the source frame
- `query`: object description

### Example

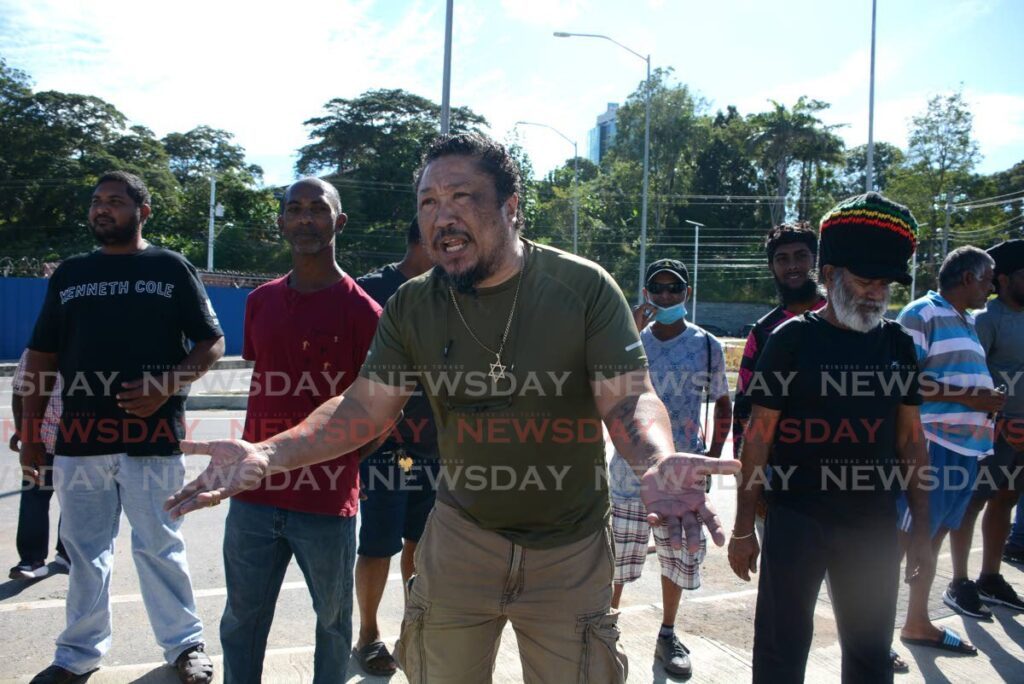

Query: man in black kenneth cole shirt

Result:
[728,193,934,684]
[20,171,224,684]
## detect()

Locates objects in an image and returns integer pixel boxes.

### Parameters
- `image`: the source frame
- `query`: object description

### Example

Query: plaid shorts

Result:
[611,498,706,589]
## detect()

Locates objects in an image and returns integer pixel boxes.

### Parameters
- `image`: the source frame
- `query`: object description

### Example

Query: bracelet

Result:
[731,531,755,540]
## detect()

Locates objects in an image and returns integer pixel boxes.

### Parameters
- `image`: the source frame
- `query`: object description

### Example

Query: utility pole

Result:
[865,0,877,192]
[685,220,703,323]
[440,0,453,134]
[206,177,216,271]
[941,194,953,259]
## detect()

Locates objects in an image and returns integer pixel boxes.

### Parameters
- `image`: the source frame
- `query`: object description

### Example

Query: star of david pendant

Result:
[489,355,507,382]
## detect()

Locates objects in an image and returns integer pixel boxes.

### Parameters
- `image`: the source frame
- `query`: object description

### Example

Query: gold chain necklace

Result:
[448,257,525,382]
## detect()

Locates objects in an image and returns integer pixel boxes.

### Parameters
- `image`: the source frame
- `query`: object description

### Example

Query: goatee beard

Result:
[434,263,489,295]
[776,276,820,306]
[90,219,140,246]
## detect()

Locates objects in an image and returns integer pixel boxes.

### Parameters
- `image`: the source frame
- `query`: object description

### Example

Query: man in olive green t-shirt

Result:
[166,133,740,683]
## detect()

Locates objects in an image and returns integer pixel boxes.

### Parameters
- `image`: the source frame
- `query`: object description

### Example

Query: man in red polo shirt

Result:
[218,177,381,684]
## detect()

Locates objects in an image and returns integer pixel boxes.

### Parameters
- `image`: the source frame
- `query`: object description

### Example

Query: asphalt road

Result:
[0,381,1022,682]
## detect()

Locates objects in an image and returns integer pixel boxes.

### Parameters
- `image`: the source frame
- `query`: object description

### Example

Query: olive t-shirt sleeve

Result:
[359,293,414,387]
[748,321,797,412]
[584,269,647,379]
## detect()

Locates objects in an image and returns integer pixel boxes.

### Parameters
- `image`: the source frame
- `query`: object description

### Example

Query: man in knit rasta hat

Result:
[729,193,935,683]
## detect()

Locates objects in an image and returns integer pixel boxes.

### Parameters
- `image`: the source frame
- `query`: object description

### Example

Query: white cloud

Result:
[0,0,443,185]
[499,0,587,27]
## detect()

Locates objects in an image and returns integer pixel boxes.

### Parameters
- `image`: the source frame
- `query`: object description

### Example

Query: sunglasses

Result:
[646,282,687,294]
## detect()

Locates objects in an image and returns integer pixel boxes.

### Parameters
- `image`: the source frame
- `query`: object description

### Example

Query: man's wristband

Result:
[731,530,755,540]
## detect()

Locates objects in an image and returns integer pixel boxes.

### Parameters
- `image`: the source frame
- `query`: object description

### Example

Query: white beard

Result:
[831,270,890,333]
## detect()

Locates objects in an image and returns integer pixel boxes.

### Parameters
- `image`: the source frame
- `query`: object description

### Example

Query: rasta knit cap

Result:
[818,192,917,286]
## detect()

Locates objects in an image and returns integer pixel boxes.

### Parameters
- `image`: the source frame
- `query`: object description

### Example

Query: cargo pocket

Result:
[577,609,628,683]
[394,588,430,684]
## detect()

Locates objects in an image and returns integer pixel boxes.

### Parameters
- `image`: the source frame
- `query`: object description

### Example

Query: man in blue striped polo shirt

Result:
[895,246,1004,653]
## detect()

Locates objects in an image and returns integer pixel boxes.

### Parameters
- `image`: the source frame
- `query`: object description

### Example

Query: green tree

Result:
[889,88,981,274]
[748,97,844,225]
[840,142,905,195]
[296,89,487,276]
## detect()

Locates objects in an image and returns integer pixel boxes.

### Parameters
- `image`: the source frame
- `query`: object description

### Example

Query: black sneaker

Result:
[976,573,1024,611]
[9,561,49,580]
[1003,544,1024,565]
[52,554,70,574]
[29,665,95,683]
[655,634,692,678]
[943,578,993,620]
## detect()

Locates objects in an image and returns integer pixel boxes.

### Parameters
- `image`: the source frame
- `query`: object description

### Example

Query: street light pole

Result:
[685,219,703,323]
[440,0,453,134]
[554,31,651,301]
[640,54,651,305]
[514,121,579,254]
[865,0,877,192]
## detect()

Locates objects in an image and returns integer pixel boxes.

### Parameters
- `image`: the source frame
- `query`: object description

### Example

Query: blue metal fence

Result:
[0,277,252,360]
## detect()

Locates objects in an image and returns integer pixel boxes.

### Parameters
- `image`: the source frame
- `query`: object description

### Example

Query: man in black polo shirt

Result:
[21,171,223,684]
[728,193,934,684]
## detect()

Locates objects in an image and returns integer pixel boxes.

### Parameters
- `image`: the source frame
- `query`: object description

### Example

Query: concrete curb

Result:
[186,394,248,410]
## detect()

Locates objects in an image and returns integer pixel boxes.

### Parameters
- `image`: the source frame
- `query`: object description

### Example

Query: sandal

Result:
[354,640,398,676]
[900,627,977,655]
[890,649,910,674]
[174,643,214,683]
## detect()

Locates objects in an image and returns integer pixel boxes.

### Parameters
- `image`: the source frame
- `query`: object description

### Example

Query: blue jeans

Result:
[220,499,355,684]
[52,455,204,674]
[1009,492,1024,548]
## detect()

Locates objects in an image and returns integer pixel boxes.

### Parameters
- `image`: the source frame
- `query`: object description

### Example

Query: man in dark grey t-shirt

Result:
[953,239,1024,613]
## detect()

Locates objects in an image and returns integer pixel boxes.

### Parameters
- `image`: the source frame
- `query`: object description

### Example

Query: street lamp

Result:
[685,220,703,323]
[514,121,579,254]
[554,31,651,302]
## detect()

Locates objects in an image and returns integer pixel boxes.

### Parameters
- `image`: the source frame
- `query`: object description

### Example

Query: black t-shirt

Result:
[748,312,922,516]
[356,263,439,459]
[28,246,223,456]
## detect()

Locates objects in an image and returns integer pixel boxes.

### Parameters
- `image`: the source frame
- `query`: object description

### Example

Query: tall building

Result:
[587,102,619,163]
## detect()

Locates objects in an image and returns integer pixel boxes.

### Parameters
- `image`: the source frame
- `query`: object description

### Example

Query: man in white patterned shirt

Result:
[9,349,68,579]
[608,258,731,679]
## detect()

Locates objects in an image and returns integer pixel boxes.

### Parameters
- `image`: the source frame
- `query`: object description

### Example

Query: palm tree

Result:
[748,97,843,225]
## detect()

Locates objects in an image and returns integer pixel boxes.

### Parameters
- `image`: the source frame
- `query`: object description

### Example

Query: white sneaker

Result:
[8,561,50,580]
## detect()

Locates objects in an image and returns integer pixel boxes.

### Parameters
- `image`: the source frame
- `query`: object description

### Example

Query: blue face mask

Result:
[653,302,687,324]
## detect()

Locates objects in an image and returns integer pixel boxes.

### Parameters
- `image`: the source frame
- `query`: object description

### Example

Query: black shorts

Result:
[974,434,1024,499]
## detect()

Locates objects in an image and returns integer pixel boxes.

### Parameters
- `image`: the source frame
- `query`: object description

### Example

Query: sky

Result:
[1,0,1021,189]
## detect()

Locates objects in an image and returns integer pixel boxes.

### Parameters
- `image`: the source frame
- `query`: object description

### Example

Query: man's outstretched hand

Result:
[164,439,269,519]
[640,453,741,553]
